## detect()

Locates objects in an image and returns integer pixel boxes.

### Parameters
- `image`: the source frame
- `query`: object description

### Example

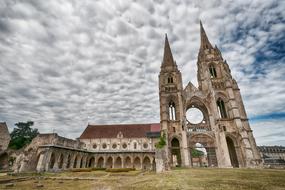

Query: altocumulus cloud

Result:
[0,0,284,145]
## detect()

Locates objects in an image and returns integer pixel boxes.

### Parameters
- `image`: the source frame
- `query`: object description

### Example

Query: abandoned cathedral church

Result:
[13,22,262,173]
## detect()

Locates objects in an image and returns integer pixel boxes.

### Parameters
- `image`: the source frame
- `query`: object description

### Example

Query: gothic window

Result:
[169,101,176,120]
[134,142,137,149]
[209,64,217,78]
[217,98,227,118]
[167,76,174,84]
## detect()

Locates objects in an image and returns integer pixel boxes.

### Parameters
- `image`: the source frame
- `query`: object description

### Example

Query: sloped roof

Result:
[79,123,160,139]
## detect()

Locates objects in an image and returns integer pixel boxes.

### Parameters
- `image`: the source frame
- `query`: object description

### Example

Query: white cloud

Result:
[0,0,284,146]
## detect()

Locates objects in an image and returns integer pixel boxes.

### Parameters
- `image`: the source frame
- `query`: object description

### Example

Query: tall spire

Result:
[162,34,175,67]
[200,21,213,50]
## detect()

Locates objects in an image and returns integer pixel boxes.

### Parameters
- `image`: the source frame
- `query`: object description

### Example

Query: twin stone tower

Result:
[159,22,261,168]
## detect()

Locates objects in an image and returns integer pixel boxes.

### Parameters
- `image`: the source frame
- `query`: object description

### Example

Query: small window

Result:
[223,126,226,131]
[143,143,148,149]
[93,144,97,149]
[167,77,174,84]
[209,65,217,78]
[112,143,117,149]
[122,143,127,149]
[102,143,107,149]
[134,142,137,149]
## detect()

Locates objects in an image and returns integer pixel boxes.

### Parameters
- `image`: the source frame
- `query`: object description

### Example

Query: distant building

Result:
[258,146,285,168]
[0,122,11,170]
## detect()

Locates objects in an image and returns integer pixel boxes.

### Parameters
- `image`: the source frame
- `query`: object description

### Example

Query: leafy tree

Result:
[8,121,39,150]
[191,149,205,158]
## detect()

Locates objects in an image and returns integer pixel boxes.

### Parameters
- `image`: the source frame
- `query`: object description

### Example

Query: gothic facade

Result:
[159,22,262,168]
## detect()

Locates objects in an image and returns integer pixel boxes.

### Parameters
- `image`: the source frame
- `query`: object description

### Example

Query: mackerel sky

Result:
[0,0,284,145]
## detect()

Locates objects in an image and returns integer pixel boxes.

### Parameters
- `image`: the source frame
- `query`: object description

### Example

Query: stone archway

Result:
[49,153,55,169]
[171,138,181,167]
[226,137,239,167]
[88,157,95,168]
[124,156,132,168]
[189,134,217,167]
[133,157,141,169]
[58,154,64,169]
[114,157,122,168]
[106,157,113,168]
[66,155,71,169]
[142,157,151,170]
[97,157,104,168]
[73,155,78,168]
[80,157,84,168]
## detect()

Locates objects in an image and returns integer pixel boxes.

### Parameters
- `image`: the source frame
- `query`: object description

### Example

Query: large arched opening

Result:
[58,154,64,169]
[88,157,95,168]
[171,138,181,167]
[189,134,217,167]
[114,157,122,168]
[142,157,151,170]
[73,156,78,168]
[49,153,55,169]
[226,137,239,168]
[97,157,104,168]
[133,157,141,169]
[106,157,113,168]
[66,155,71,169]
[124,156,132,168]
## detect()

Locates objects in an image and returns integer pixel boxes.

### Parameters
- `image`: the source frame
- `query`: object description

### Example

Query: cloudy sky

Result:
[0,0,284,145]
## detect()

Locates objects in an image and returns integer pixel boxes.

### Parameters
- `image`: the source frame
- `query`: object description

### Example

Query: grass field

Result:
[1,168,285,190]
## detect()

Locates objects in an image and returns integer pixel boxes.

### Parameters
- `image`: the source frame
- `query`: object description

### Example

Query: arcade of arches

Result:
[36,146,155,172]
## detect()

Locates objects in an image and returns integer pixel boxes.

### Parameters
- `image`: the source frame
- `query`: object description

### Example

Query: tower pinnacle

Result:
[162,34,176,67]
[200,21,213,50]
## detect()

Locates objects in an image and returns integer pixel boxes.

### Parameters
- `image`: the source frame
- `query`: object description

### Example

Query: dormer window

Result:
[209,65,217,78]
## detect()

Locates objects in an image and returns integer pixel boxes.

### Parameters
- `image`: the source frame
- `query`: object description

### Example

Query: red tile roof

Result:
[79,123,161,139]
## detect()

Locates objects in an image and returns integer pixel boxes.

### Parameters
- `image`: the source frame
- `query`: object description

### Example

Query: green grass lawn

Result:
[1,168,285,190]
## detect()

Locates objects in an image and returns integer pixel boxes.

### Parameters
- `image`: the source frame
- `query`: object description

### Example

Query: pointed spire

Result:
[162,34,176,67]
[200,20,213,50]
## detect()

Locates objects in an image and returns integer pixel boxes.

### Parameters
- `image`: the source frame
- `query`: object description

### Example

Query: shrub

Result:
[155,132,166,149]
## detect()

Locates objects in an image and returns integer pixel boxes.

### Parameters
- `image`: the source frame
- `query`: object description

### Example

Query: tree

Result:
[191,149,205,158]
[8,121,39,150]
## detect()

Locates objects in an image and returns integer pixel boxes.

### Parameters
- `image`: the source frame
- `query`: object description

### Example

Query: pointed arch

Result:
[171,138,181,167]
[66,154,71,169]
[209,64,217,78]
[106,157,113,168]
[217,98,227,118]
[114,157,122,168]
[49,153,55,169]
[169,101,176,120]
[124,156,132,168]
[133,157,141,169]
[226,137,239,167]
[97,157,104,168]
[58,154,64,169]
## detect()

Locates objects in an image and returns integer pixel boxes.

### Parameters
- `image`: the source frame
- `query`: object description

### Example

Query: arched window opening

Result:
[49,153,55,169]
[169,101,176,121]
[209,65,217,78]
[217,99,227,118]
[226,137,239,168]
[167,76,174,84]
[171,138,181,167]
[134,142,137,149]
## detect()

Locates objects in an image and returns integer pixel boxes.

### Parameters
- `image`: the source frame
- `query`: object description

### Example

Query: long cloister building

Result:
[13,22,261,173]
